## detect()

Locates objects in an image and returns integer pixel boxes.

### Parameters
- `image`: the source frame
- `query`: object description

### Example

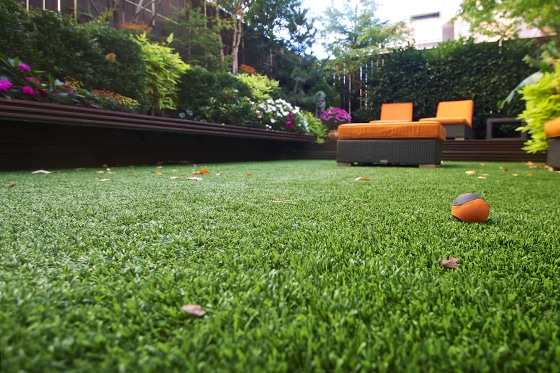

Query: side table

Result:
[486,118,527,140]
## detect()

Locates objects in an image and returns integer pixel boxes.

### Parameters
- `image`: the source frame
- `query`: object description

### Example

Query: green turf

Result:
[1,160,559,372]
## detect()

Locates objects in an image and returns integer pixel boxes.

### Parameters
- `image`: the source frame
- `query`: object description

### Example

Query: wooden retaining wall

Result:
[0,99,315,170]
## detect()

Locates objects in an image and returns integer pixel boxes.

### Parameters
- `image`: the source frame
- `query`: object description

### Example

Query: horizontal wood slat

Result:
[0,99,315,142]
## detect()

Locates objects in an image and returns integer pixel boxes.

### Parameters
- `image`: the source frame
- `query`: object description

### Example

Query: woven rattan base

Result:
[547,138,560,169]
[444,124,475,140]
[337,139,443,167]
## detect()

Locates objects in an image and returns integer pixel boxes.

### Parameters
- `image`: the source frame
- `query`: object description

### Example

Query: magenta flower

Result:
[39,90,49,98]
[285,121,293,129]
[25,76,40,83]
[289,112,294,120]
[18,63,31,71]
[0,79,13,92]
[22,86,36,96]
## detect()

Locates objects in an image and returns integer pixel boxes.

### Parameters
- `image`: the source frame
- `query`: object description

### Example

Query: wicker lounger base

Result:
[547,138,560,170]
[337,139,443,167]
[443,124,475,140]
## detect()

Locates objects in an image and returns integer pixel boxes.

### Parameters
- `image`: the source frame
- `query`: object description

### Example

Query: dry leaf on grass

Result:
[465,170,476,175]
[170,176,179,180]
[272,200,292,203]
[186,177,203,181]
[244,173,251,177]
[355,176,371,181]
[216,172,224,176]
[181,304,206,317]
[99,178,110,182]
[5,183,16,188]
[192,168,209,175]
[31,170,51,174]
[440,257,460,269]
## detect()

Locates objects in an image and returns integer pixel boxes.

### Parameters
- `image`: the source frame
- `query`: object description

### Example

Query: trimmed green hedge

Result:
[349,39,538,138]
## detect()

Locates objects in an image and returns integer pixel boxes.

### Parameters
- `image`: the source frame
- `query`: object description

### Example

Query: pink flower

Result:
[25,76,40,83]
[289,112,294,120]
[18,63,31,71]
[0,79,13,92]
[285,121,293,129]
[22,86,36,96]
[39,90,49,98]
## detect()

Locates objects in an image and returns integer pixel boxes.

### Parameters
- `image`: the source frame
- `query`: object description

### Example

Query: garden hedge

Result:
[344,39,538,138]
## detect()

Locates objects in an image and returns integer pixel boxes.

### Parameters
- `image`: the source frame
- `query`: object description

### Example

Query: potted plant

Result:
[319,107,352,139]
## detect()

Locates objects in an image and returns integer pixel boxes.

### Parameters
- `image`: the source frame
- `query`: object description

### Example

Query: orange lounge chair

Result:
[370,102,413,123]
[420,100,475,140]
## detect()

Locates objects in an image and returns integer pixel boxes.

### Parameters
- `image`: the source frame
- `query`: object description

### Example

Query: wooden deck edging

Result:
[0,99,315,170]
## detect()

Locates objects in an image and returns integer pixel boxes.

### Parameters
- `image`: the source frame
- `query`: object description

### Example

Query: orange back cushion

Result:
[436,100,473,126]
[380,102,413,121]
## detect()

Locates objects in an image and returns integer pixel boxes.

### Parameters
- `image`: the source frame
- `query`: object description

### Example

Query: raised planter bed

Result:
[0,99,315,170]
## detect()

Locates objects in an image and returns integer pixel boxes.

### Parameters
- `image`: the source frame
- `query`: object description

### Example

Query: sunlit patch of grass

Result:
[1,161,559,371]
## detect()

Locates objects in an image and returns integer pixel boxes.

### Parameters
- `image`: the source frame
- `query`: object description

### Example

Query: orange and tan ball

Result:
[451,193,490,223]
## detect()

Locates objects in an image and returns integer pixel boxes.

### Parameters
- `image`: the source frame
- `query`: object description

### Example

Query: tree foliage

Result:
[457,0,560,44]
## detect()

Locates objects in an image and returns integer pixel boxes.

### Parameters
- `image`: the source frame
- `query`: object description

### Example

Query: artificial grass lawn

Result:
[1,160,559,372]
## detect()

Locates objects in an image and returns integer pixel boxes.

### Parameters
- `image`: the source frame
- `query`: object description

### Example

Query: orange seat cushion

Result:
[338,121,445,141]
[544,117,560,138]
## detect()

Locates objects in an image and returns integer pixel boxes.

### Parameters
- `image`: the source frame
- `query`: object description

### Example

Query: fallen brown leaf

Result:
[186,177,203,181]
[31,170,50,174]
[465,170,476,175]
[181,304,206,317]
[5,183,16,188]
[192,168,209,175]
[272,200,292,203]
[99,178,110,182]
[355,176,371,181]
[440,257,460,269]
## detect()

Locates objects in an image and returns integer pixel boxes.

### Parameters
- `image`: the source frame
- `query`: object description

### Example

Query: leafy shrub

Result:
[133,33,189,115]
[518,60,560,152]
[0,1,149,109]
[304,112,328,143]
[236,72,281,101]
[177,66,253,123]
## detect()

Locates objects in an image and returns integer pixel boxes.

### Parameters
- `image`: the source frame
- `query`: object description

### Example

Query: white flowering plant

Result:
[256,98,308,133]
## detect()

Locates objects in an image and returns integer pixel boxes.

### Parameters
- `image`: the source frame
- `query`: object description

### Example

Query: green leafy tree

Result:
[457,0,560,44]
[165,4,224,71]
[319,0,407,114]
